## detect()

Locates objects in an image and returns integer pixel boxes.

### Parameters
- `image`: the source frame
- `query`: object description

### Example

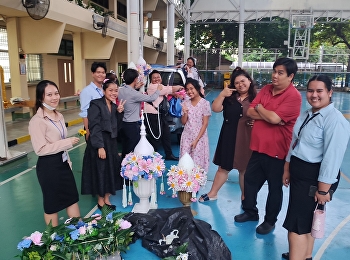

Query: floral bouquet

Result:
[136,55,152,84]
[17,209,133,259]
[167,164,207,202]
[120,151,165,183]
[136,63,152,77]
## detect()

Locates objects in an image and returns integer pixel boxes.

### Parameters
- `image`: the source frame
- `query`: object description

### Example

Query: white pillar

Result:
[238,0,245,67]
[0,66,26,164]
[0,66,8,159]
[184,0,191,60]
[127,0,140,64]
[139,0,144,55]
[167,1,175,65]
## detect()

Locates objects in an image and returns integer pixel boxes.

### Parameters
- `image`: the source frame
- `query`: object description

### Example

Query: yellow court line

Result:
[341,171,350,183]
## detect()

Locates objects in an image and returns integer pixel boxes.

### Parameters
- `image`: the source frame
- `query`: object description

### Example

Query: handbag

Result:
[168,97,182,118]
[158,95,170,115]
[147,96,169,115]
[311,204,326,239]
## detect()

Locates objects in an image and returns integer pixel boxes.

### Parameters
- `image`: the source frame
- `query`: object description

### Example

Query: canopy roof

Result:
[190,0,350,23]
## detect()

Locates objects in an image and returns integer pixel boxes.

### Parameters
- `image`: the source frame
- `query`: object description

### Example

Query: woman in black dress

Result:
[29,80,80,226]
[199,67,256,202]
[81,80,125,210]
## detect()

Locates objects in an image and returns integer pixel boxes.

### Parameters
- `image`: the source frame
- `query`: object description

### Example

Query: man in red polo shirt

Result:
[234,57,301,235]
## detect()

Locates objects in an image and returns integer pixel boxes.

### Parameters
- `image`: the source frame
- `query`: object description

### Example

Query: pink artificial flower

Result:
[30,231,43,246]
[119,220,132,230]
[138,160,150,173]
[79,226,87,235]
[131,165,139,173]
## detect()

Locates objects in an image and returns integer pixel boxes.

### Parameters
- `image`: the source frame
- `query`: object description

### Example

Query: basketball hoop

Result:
[291,14,314,29]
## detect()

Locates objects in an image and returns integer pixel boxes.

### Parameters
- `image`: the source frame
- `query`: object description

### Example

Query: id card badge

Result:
[62,151,68,162]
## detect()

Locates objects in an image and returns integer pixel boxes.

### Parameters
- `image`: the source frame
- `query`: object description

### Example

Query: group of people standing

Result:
[28,56,350,260]
[197,57,350,260]
[28,58,211,223]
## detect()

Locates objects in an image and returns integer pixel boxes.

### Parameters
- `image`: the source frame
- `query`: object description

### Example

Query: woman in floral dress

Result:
[180,78,211,172]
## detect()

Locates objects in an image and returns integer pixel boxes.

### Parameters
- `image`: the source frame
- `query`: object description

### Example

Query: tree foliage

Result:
[311,20,350,69]
[175,17,289,50]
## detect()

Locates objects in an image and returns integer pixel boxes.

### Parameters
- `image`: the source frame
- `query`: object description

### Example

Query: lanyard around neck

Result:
[292,112,320,150]
[49,119,65,139]
[297,113,320,137]
[96,87,103,97]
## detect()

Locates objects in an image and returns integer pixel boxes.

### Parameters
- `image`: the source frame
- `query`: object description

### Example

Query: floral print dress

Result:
[180,98,211,172]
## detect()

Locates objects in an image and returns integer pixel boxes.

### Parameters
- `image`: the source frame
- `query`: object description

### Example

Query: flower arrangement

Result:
[136,63,152,83]
[17,208,133,259]
[136,63,152,77]
[167,164,207,202]
[120,152,165,184]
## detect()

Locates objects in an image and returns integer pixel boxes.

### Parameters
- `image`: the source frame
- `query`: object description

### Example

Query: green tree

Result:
[311,20,350,85]
[175,17,289,60]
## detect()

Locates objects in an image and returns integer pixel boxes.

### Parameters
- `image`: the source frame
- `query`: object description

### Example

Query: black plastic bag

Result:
[125,207,231,259]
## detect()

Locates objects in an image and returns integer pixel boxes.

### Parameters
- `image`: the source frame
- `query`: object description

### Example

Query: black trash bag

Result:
[140,207,232,260]
[123,212,158,243]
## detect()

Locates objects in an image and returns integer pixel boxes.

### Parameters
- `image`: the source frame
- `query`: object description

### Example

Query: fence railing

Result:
[199,69,350,89]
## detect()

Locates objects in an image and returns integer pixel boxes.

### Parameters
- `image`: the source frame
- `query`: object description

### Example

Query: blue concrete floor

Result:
[1,89,350,260]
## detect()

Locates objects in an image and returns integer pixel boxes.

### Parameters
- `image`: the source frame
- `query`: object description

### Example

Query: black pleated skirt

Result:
[36,152,79,214]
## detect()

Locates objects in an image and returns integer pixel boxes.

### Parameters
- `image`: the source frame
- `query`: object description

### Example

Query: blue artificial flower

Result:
[54,234,64,242]
[76,220,86,228]
[66,224,76,230]
[69,229,80,240]
[106,213,113,222]
[17,239,32,251]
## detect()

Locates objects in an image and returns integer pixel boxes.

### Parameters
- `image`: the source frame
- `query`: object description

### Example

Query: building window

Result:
[117,1,127,20]
[26,54,43,82]
[58,39,74,56]
[91,0,109,9]
[0,27,42,83]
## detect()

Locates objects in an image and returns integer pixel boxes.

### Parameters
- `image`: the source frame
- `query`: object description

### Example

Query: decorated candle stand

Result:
[167,153,207,216]
[120,110,165,213]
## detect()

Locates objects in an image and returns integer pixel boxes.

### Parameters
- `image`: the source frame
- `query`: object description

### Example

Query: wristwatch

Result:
[254,104,260,111]
[317,190,329,195]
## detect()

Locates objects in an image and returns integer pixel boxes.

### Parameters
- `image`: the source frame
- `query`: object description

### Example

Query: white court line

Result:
[313,171,350,259]
[314,214,350,260]
[84,206,98,218]
[0,142,86,186]
[0,166,36,186]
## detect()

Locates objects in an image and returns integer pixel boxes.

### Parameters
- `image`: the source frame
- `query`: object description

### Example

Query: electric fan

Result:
[22,0,50,20]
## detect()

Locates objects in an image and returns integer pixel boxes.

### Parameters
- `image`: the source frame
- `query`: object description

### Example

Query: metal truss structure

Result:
[188,0,350,60]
